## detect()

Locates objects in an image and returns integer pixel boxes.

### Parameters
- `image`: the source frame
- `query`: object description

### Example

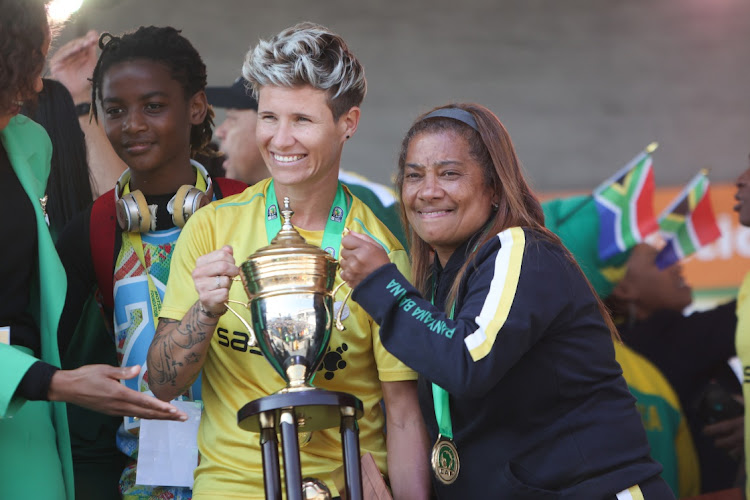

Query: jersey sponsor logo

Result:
[385,278,456,338]
[216,327,263,356]
[317,342,349,380]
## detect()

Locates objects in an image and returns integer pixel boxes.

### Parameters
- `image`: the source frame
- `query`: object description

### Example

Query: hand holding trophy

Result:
[225,198,364,500]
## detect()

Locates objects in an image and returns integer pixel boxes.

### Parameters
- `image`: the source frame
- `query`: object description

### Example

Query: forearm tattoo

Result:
[148,306,215,388]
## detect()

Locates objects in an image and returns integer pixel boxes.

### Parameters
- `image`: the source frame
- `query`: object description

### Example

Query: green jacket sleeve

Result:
[0,345,37,417]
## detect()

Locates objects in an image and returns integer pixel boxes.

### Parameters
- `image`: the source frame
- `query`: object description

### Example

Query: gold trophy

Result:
[225,198,364,500]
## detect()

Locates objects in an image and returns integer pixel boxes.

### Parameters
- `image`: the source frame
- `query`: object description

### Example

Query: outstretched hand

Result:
[48,29,99,103]
[48,364,187,421]
[339,230,390,289]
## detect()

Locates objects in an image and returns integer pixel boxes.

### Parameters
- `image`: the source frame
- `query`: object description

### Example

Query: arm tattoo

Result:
[147,306,215,388]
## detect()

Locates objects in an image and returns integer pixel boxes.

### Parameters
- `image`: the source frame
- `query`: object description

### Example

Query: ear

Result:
[189,90,209,125]
[610,277,637,302]
[338,106,361,141]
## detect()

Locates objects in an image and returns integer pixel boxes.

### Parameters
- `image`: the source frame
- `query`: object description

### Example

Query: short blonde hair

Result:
[242,22,366,119]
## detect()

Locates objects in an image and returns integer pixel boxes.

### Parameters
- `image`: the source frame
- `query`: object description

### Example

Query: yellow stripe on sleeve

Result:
[464,227,525,361]
[615,485,644,500]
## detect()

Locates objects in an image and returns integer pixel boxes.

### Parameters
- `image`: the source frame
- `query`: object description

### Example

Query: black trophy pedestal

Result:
[238,389,365,500]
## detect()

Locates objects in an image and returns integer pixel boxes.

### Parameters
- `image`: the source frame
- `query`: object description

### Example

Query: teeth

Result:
[273,153,305,163]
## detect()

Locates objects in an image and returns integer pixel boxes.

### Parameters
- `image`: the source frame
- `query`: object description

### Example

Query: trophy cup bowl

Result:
[236,249,341,391]
[224,198,359,431]
[228,197,365,500]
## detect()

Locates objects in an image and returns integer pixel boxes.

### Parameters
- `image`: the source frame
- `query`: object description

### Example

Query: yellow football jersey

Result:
[160,179,416,499]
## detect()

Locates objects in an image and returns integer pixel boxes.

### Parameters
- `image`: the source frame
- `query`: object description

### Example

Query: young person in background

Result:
[56,26,246,499]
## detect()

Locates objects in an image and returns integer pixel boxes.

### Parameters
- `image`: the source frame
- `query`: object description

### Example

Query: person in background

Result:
[206,77,268,184]
[49,28,128,198]
[733,156,750,499]
[544,196,701,497]
[56,26,246,499]
[147,22,430,499]
[606,243,741,494]
[23,78,93,238]
[207,76,408,248]
[339,103,671,498]
[0,2,186,499]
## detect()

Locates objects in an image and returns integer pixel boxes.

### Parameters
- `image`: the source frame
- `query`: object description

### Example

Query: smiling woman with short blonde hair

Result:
[149,22,431,500]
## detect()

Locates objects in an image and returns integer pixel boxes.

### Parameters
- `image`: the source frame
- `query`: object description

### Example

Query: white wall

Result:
[58,0,750,191]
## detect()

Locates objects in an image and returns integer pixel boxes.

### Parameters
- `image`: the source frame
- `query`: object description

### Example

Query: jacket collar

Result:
[1,115,49,200]
[431,227,488,310]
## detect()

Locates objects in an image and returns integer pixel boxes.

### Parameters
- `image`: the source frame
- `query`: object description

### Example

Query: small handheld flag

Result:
[655,170,721,269]
[593,143,659,261]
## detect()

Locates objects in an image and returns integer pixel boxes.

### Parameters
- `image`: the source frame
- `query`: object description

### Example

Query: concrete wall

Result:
[59,0,750,191]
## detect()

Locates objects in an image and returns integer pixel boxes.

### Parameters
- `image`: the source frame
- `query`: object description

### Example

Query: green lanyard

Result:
[428,232,489,484]
[128,232,163,323]
[431,285,456,440]
[264,180,349,258]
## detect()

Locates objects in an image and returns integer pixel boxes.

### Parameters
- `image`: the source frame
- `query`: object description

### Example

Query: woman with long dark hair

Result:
[340,103,673,498]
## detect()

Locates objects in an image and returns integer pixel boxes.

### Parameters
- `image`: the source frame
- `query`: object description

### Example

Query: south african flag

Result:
[655,171,721,269]
[593,144,659,261]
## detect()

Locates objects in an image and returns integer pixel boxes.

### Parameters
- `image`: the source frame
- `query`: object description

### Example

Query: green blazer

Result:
[0,115,73,498]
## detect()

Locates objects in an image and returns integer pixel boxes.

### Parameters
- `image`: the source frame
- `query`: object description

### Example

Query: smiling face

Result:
[402,130,496,265]
[101,59,205,193]
[734,156,750,227]
[255,85,357,192]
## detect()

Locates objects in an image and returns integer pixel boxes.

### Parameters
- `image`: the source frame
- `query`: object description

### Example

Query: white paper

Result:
[135,400,202,488]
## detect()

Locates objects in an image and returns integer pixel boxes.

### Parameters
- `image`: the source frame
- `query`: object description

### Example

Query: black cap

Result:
[206,77,258,110]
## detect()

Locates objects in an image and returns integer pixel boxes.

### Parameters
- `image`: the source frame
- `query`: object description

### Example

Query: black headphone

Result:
[114,160,214,232]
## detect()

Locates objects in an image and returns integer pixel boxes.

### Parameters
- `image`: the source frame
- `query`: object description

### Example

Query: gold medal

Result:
[431,434,460,484]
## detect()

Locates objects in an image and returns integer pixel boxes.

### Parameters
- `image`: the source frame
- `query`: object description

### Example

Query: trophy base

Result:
[237,388,364,433]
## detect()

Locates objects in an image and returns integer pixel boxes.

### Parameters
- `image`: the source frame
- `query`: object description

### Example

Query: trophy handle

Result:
[331,280,353,332]
[224,301,258,348]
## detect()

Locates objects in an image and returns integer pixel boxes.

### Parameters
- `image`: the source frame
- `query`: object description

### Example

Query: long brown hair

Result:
[396,103,619,338]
